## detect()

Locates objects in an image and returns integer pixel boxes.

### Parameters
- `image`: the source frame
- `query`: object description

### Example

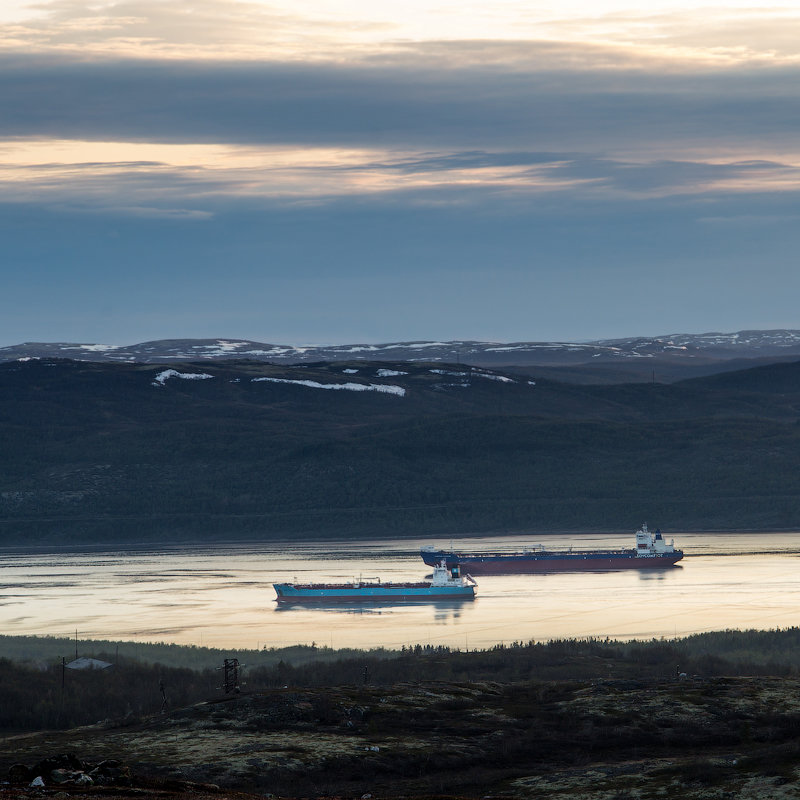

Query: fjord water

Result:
[2,532,799,651]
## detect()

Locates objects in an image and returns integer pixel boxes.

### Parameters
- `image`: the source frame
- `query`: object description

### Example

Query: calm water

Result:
[1,532,799,651]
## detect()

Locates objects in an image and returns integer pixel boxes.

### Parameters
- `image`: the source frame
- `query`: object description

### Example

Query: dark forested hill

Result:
[1,357,799,544]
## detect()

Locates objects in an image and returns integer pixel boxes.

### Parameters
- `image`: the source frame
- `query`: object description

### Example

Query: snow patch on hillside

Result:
[383,341,453,350]
[485,343,589,352]
[153,370,215,386]
[63,344,123,353]
[190,340,250,354]
[252,377,405,396]
[472,371,515,383]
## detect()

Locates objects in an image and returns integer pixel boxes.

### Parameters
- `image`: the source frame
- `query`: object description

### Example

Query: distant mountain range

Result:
[3,329,800,363]
[4,330,800,384]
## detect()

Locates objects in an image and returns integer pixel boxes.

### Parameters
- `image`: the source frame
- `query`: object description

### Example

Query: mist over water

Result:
[2,532,799,651]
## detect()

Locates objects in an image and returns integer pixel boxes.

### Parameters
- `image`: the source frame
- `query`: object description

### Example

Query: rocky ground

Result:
[3,676,800,799]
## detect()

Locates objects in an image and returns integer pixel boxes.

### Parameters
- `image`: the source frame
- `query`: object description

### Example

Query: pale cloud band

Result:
[1,138,799,218]
[4,1,800,65]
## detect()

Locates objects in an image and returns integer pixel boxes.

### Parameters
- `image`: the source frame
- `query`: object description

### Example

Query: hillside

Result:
[1,357,800,544]
[4,633,800,799]
[4,668,800,799]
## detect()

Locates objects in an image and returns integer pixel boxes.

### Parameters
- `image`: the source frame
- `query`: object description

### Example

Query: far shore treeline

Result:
[3,629,800,733]
[2,357,800,545]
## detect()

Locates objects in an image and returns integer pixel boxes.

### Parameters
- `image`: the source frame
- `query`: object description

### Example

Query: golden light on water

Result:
[3,533,800,651]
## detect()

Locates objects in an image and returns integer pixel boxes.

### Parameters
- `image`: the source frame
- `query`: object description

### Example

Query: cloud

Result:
[698,212,800,226]
[600,8,800,63]
[6,1,800,67]
[2,140,799,217]
[1,0,335,59]
[1,50,800,160]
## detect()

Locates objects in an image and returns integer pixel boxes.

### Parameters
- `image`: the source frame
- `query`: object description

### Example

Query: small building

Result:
[65,657,113,670]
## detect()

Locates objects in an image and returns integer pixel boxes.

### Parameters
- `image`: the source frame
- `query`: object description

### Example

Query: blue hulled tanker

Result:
[274,562,477,603]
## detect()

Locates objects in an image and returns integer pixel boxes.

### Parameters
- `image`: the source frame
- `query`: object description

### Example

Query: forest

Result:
[2,357,800,544]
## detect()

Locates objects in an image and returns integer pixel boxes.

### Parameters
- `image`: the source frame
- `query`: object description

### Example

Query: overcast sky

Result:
[2,0,799,346]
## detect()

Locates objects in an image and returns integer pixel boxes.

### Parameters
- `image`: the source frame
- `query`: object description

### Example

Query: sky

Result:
[2,1,800,346]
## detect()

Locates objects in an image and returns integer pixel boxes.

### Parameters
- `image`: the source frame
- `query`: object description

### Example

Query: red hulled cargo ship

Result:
[420,524,683,574]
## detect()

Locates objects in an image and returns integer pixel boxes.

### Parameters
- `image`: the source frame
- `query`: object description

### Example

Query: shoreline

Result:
[1,527,798,555]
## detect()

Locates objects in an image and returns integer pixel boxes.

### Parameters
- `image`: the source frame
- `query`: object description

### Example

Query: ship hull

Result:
[420,550,683,574]
[274,583,475,603]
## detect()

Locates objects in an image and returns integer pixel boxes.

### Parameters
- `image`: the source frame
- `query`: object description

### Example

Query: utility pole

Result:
[59,656,66,727]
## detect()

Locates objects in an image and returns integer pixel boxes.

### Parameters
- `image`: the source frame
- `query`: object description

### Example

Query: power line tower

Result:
[218,658,244,694]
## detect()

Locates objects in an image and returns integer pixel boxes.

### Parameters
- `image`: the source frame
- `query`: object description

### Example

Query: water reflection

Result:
[273,599,470,615]
[637,568,682,581]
